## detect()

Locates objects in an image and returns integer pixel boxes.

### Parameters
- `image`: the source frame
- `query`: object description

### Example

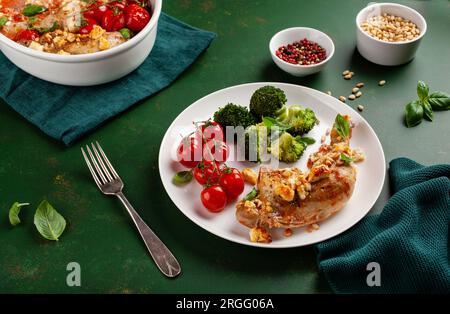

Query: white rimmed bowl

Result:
[0,0,162,86]
[269,27,335,77]
[356,2,427,66]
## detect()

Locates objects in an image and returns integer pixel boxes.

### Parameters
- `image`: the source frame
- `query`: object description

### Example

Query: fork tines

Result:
[81,142,120,188]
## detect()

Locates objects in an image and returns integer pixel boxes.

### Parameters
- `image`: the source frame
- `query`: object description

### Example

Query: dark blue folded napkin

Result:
[0,13,216,145]
[316,158,450,293]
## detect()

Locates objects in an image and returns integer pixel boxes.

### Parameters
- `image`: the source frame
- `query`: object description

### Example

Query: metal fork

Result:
[81,142,181,278]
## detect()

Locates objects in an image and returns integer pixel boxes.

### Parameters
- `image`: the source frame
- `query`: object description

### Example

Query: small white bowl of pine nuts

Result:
[356,2,427,66]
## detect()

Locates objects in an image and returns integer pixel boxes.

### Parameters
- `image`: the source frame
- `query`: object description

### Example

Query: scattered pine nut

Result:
[348,94,356,100]
[342,70,350,76]
[344,74,352,80]
[356,82,365,88]
[356,91,362,98]
[350,71,355,76]
[339,96,346,102]
[357,105,364,111]
[379,80,386,86]
[352,87,359,94]
[326,91,332,96]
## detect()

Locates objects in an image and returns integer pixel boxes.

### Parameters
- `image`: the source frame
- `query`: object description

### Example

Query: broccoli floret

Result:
[250,86,287,121]
[270,132,306,163]
[244,124,270,162]
[276,105,318,135]
[213,103,256,136]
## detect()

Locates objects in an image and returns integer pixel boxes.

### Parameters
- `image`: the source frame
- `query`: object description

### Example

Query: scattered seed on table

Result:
[356,82,365,88]
[356,91,362,98]
[357,105,364,111]
[344,74,352,80]
[350,71,355,76]
[326,91,332,96]
[352,87,359,94]
[348,94,356,100]
[379,80,386,86]
[342,70,350,76]
[339,96,346,102]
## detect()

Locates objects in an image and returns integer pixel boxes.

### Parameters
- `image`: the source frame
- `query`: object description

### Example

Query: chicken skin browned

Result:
[236,115,364,243]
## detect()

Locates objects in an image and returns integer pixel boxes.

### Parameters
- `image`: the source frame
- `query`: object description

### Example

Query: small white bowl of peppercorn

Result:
[269,27,335,77]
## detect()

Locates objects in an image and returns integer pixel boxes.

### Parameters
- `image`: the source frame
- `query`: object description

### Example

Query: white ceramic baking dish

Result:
[0,0,162,86]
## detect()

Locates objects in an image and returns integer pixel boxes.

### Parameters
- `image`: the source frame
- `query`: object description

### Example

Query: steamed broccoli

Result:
[276,105,318,135]
[250,86,287,121]
[213,103,256,136]
[270,132,306,163]
[244,124,270,162]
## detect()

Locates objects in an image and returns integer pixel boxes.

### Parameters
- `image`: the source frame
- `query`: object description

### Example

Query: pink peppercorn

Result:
[275,38,327,65]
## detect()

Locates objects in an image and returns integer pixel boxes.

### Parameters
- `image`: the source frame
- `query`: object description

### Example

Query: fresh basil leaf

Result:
[0,16,7,27]
[422,100,433,121]
[119,28,132,39]
[428,91,450,111]
[295,136,316,146]
[405,100,423,128]
[417,81,429,102]
[340,153,353,165]
[33,200,66,241]
[173,171,193,185]
[28,16,38,25]
[8,202,30,226]
[244,188,258,201]
[32,21,59,34]
[23,4,47,17]
[334,114,350,139]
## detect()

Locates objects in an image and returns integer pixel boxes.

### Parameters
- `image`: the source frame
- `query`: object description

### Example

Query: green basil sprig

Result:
[405,81,450,127]
[244,188,258,201]
[23,4,48,17]
[173,170,193,185]
[33,200,66,241]
[340,153,354,166]
[0,16,7,27]
[334,114,350,139]
[8,202,30,226]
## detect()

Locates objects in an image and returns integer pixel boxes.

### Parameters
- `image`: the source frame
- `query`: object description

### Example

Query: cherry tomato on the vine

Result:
[203,140,229,163]
[219,168,245,198]
[176,134,202,168]
[83,2,108,23]
[16,29,39,43]
[193,160,222,185]
[200,185,227,213]
[198,121,224,142]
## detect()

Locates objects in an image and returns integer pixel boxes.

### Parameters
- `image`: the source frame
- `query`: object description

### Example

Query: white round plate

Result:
[159,83,385,248]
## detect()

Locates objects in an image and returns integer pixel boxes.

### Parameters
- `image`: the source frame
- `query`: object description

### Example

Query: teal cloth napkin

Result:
[0,13,216,145]
[316,158,450,293]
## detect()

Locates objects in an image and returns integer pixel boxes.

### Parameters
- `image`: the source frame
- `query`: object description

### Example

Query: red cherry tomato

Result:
[83,2,108,23]
[101,8,125,32]
[16,29,39,43]
[193,160,222,185]
[219,168,245,198]
[200,185,227,213]
[124,3,151,32]
[78,18,98,34]
[203,140,229,163]
[198,121,224,142]
[177,134,202,168]
[109,0,127,11]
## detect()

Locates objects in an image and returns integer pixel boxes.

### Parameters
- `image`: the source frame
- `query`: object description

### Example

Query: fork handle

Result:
[116,192,181,278]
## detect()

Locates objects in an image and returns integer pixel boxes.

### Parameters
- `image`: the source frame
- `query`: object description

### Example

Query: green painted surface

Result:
[0,0,449,293]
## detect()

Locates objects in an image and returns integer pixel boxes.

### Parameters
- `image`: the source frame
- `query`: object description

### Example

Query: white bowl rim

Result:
[0,0,162,63]
[269,26,335,69]
[355,2,427,46]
